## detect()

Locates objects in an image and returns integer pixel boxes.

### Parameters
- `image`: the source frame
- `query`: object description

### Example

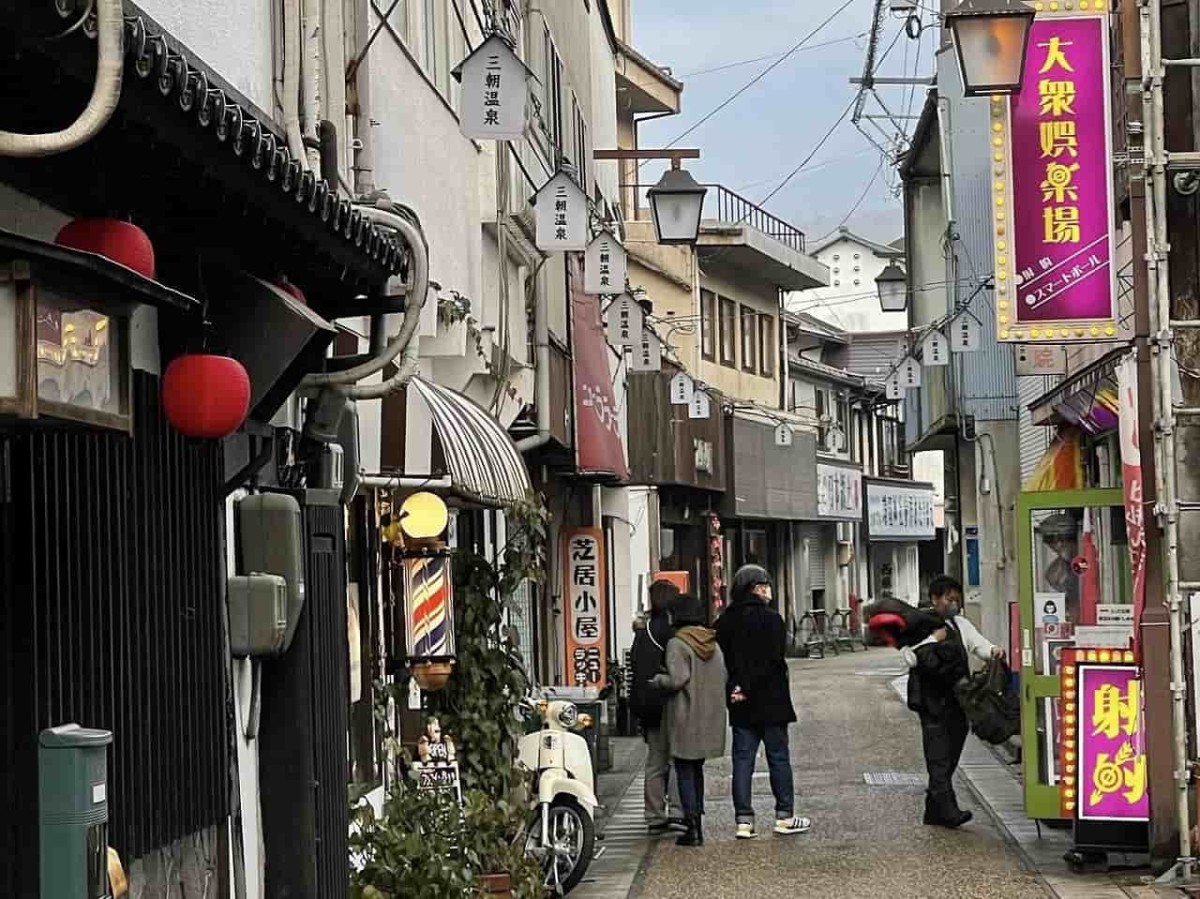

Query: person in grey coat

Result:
[651,594,727,847]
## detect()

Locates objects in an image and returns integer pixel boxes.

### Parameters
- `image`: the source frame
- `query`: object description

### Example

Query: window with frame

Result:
[719,297,737,367]
[700,289,716,361]
[740,305,757,373]
[815,388,828,448]
[758,314,775,377]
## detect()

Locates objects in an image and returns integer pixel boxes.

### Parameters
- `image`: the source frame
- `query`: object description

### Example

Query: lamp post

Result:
[944,0,1036,97]
[594,148,706,246]
[875,261,908,313]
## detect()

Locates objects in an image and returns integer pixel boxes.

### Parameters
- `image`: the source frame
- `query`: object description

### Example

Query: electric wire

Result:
[678,32,869,78]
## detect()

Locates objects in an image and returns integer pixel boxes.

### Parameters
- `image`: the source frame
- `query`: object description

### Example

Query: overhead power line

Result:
[678,32,868,78]
[757,93,858,207]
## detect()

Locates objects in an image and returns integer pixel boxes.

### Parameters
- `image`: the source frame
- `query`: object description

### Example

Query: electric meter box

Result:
[38,723,113,899]
[237,493,305,652]
[228,573,290,657]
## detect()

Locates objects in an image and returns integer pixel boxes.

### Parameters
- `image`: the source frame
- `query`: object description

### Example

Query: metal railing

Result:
[619,182,807,253]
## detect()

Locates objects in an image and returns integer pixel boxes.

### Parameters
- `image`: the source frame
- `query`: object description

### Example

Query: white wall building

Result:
[787,227,906,333]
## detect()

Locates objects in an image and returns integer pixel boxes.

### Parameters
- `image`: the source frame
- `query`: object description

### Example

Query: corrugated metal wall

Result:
[940,63,1020,423]
[0,372,228,899]
[1018,376,1053,485]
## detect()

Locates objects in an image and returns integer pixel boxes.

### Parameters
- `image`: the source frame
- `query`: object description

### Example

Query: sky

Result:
[630,0,940,246]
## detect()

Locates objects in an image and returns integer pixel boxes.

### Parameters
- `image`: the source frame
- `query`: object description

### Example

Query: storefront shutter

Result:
[801,524,828,591]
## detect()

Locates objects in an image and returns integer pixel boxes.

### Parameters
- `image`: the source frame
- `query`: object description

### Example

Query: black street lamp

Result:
[647,167,708,246]
[945,0,1036,97]
[876,261,908,313]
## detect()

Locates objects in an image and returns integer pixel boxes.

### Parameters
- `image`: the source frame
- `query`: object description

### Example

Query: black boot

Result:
[676,815,703,847]
[924,791,972,828]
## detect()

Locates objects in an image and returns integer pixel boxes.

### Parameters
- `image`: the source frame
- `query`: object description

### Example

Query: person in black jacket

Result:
[629,579,682,833]
[715,565,810,839]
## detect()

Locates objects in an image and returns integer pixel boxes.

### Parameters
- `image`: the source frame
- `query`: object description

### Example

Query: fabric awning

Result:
[410,376,532,506]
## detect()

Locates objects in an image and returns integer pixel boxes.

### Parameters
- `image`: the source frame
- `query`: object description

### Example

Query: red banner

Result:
[569,255,628,479]
[1117,356,1146,653]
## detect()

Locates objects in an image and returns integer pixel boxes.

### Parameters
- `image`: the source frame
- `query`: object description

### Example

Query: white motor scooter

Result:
[517,695,598,895]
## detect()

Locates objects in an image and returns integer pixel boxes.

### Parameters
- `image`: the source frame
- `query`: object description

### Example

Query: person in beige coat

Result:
[651,594,728,847]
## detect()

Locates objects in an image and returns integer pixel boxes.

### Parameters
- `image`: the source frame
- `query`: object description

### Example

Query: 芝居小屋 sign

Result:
[992,10,1119,342]
[563,528,607,689]
[1076,662,1148,822]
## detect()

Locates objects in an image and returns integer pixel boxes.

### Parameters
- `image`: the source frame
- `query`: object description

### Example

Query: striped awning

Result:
[409,376,532,506]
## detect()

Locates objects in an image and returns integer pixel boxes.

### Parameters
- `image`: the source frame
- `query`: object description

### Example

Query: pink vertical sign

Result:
[1077,663,1148,821]
[992,12,1119,342]
[1116,356,1146,653]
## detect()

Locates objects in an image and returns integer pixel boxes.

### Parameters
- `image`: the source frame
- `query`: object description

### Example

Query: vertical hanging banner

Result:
[569,256,629,480]
[885,373,904,400]
[533,171,588,251]
[688,388,711,420]
[993,9,1118,342]
[584,230,627,295]
[898,356,922,389]
[669,370,694,405]
[604,292,643,347]
[630,327,662,372]
[454,34,531,142]
[563,527,608,689]
[1116,355,1146,649]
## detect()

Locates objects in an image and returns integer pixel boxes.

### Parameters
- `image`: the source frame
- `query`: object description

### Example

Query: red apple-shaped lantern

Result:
[55,218,156,280]
[162,354,251,438]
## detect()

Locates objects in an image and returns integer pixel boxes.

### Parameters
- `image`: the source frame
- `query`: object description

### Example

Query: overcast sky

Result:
[631,0,939,245]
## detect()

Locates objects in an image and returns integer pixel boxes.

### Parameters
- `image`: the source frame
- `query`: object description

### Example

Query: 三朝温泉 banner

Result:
[992,10,1119,343]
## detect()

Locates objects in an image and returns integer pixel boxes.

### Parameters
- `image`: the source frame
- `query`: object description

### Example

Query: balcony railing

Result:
[619,182,806,253]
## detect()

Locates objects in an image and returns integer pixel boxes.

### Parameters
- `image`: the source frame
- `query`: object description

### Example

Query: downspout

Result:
[351,0,376,196]
[0,0,123,156]
[516,262,552,452]
[302,0,324,172]
[283,0,309,169]
[298,201,429,391]
[323,0,349,182]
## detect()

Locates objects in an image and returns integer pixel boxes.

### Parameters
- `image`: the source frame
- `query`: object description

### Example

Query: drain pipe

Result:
[282,0,308,169]
[0,0,123,156]
[297,201,429,391]
[516,263,551,453]
[301,0,324,172]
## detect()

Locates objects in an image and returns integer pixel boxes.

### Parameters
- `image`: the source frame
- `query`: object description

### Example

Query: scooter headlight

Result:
[557,703,578,728]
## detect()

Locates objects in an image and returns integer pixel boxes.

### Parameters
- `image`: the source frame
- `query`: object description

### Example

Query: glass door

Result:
[1017,488,1129,820]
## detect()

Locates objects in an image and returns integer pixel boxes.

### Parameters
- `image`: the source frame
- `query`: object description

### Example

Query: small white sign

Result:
[1015,343,1068,376]
[407,677,423,711]
[630,327,662,372]
[898,355,922,388]
[604,293,643,347]
[1097,604,1135,626]
[885,373,904,400]
[92,782,106,804]
[689,389,711,420]
[921,330,950,367]
[949,312,981,353]
[1074,625,1134,649]
[533,171,588,252]
[584,230,627,295]
[774,423,794,447]
[456,35,530,142]
[816,463,863,520]
[669,371,694,405]
[694,438,713,473]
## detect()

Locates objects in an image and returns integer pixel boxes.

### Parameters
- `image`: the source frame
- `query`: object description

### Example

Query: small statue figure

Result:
[417,716,456,764]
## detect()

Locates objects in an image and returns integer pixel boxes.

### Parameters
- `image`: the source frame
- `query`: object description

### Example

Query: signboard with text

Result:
[816,463,863,521]
[1077,662,1148,822]
[563,528,608,689]
[992,11,1119,342]
[864,479,936,542]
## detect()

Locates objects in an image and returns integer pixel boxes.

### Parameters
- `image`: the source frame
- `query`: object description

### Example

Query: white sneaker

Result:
[735,823,758,839]
[774,816,812,835]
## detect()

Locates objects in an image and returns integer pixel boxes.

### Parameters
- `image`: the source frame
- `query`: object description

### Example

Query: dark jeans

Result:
[731,723,794,824]
[673,758,706,818]
[919,702,970,798]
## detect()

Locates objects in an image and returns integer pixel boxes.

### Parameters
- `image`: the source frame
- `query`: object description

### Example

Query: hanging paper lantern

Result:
[55,218,156,279]
[161,353,251,438]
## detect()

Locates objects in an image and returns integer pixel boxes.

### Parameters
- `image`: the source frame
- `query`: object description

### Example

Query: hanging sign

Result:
[885,373,904,400]
[584,230,627,295]
[630,327,662,372]
[1116,356,1146,652]
[1074,659,1148,822]
[454,34,531,142]
[993,10,1119,342]
[563,528,607,689]
[774,423,794,447]
[533,170,588,251]
[817,463,863,520]
[949,311,981,352]
[669,371,694,405]
[899,355,922,388]
[688,388,711,420]
[921,330,949,367]
[1015,343,1069,376]
[604,292,642,347]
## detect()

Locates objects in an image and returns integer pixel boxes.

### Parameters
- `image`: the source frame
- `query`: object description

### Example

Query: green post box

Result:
[39,723,113,899]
